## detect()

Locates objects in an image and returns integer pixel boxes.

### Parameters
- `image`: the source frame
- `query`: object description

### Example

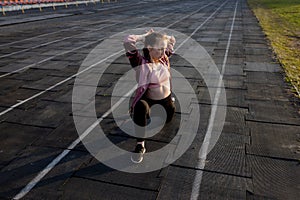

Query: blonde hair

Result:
[143,32,168,62]
[144,32,167,47]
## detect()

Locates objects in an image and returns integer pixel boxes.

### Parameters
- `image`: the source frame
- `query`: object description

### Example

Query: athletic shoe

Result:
[131,144,146,163]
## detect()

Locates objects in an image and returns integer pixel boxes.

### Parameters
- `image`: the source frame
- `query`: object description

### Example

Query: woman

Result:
[124,29,176,163]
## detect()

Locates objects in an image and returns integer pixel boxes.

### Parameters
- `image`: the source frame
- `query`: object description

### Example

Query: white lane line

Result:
[12,86,136,200]
[190,1,238,200]
[0,1,146,58]
[12,1,227,199]
[176,0,228,50]
[0,1,136,48]
[0,17,121,48]
[0,23,121,79]
[165,0,216,28]
[0,23,115,58]
[0,27,79,48]
[0,48,121,117]
[0,23,118,59]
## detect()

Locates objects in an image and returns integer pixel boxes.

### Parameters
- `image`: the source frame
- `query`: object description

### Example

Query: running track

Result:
[0,0,299,199]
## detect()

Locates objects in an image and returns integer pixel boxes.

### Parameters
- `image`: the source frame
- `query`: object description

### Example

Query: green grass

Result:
[248,0,300,97]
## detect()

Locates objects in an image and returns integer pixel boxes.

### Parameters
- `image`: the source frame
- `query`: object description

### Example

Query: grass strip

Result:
[248,0,300,97]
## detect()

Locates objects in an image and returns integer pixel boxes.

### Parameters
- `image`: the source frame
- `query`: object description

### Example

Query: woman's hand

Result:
[137,29,154,42]
[167,35,175,45]
[138,29,154,42]
[145,28,154,36]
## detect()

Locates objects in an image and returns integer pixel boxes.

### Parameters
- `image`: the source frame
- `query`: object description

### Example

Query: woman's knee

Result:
[134,100,149,113]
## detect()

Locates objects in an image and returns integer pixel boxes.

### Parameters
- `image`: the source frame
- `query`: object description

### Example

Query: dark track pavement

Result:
[0,0,299,199]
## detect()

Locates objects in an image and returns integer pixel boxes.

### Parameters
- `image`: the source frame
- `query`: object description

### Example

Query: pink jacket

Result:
[123,34,175,110]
